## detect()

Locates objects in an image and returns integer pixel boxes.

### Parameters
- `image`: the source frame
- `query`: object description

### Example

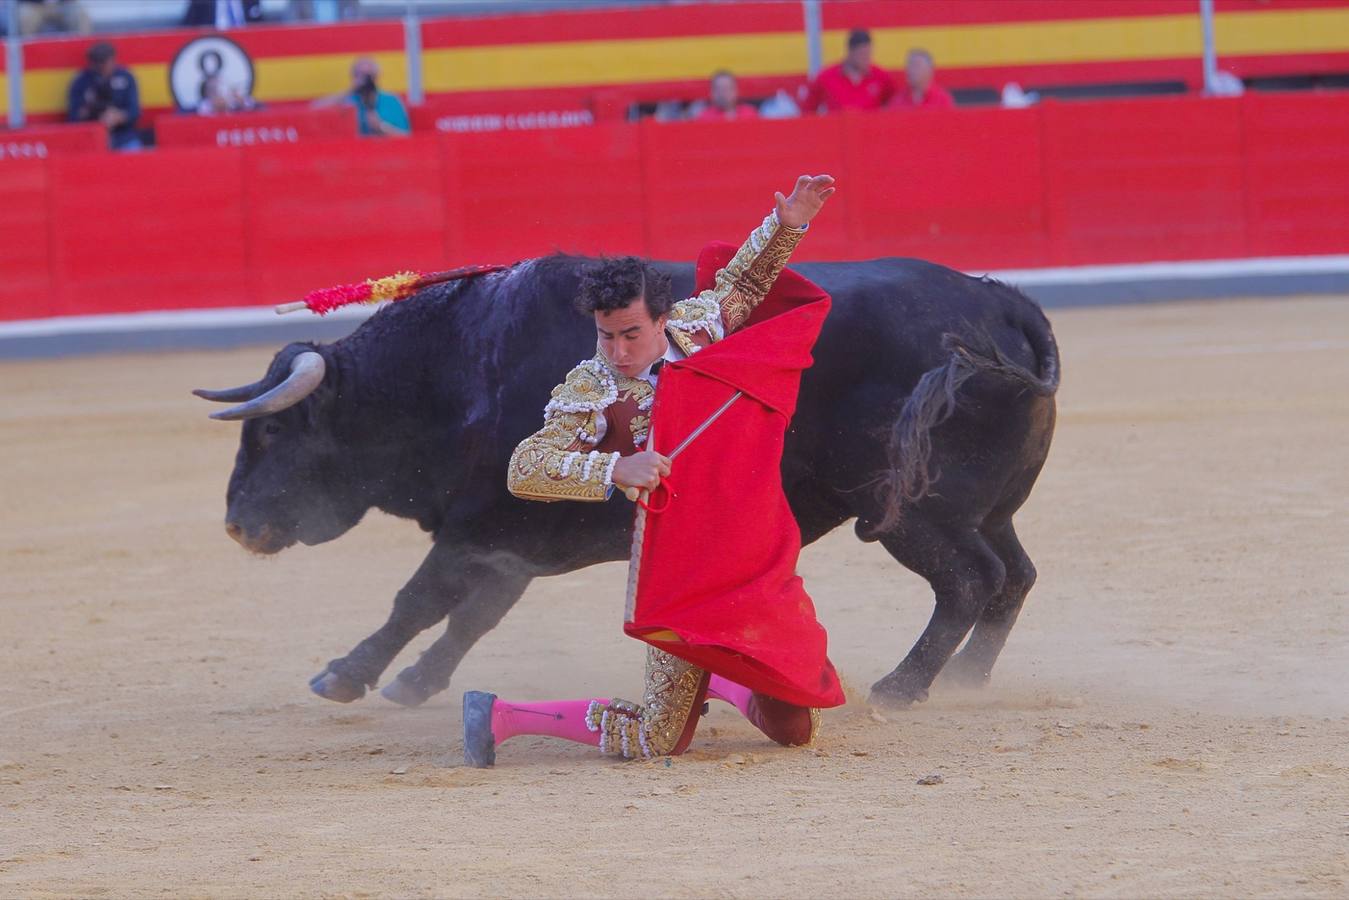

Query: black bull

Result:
[196,255,1060,708]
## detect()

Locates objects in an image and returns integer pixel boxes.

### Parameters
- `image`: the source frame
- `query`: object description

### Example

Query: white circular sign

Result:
[169,35,255,112]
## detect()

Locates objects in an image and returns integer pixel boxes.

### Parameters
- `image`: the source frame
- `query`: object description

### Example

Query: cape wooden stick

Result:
[623,391,743,503]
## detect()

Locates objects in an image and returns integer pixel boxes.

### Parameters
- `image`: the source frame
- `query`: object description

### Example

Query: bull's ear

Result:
[300,360,338,429]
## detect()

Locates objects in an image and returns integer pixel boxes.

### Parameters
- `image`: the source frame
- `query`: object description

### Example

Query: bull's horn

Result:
[193,379,270,402]
[208,352,326,421]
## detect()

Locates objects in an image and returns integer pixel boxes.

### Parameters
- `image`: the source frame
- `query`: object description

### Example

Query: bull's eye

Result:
[263,421,283,437]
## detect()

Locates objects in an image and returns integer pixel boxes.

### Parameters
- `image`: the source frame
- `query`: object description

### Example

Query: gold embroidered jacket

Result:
[506,211,807,502]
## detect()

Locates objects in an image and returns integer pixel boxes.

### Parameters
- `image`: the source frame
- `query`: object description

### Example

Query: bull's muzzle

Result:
[225,520,288,555]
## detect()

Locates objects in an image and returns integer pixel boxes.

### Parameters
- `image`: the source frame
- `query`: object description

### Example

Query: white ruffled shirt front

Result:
[590,336,687,445]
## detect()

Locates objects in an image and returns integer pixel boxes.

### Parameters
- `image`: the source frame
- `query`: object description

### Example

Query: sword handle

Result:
[624,485,641,502]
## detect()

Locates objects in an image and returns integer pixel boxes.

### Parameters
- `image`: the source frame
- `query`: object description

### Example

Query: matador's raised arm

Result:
[699,174,835,333]
[698,210,808,335]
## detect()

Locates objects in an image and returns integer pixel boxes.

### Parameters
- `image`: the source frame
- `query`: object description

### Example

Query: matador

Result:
[463,175,845,767]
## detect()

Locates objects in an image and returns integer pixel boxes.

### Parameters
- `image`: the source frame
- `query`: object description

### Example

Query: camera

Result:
[356,74,378,107]
[86,81,114,119]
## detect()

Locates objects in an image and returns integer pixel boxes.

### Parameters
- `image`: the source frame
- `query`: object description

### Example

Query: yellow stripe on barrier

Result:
[422,9,1349,94]
[22,68,82,117]
[6,9,1348,118]
[254,50,407,101]
[861,16,1199,68]
[842,9,1349,67]
[421,32,806,93]
[1215,8,1349,56]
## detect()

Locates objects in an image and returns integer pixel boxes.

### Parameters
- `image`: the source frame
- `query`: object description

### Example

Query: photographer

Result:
[67,43,142,151]
[312,57,410,137]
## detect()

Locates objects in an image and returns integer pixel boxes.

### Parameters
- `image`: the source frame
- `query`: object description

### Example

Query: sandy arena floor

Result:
[1,295,1347,898]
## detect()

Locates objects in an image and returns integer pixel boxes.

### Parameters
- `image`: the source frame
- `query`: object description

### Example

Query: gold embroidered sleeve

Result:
[506,360,620,503]
[506,413,618,503]
[699,210,808,335]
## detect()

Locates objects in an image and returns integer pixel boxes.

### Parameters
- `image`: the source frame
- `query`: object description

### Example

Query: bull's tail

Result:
[874,320,1060,532]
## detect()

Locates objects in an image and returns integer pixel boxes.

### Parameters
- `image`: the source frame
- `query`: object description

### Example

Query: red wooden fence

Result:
[1,92,1347,321]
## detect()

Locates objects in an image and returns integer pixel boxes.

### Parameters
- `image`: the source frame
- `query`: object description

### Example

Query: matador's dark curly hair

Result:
[574,256,674,320]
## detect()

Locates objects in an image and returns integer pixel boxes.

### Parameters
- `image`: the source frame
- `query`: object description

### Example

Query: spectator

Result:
[312,57,410,137]
[16,0,91,35]
[182,0,263,28]
[891,48,955,110]
[67,42,142,151]
[694,70,758,122]
[196,73,259,115]
[801,28,896,114]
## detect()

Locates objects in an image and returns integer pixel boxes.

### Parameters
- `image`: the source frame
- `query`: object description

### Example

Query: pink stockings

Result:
[706,675,754,714]
[488,674,755,749]
[488,697,606,746]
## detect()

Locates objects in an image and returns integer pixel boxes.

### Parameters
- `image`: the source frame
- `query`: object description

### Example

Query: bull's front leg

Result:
[379,565,532,707]
[309,541,527,703]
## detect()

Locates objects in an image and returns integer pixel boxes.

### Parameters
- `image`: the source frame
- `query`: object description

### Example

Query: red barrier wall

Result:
[1043,96,1248,266]
[641,116,850,262]
[0,123,105,159]
[154,107,358,148]
[0,159,53,319]
[3,92,1349,322]
[409,96,598,135]
[447,123,647,263]
[245,138,448,302]
[1243,93,1349,257]
[844,107,1048,269]
[47,148,249,317]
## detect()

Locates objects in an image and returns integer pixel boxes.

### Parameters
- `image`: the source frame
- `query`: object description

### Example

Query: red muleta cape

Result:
[624,241,846,709]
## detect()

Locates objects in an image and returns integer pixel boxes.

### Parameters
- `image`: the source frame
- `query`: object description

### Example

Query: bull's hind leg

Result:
[380,570,531,707]
[943,521,1036,687]
[869,523,1006,707]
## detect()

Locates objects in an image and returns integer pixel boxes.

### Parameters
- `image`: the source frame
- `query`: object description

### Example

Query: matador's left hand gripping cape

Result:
[625,242,846,710]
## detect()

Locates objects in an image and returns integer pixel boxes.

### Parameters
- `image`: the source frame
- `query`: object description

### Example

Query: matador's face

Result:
[595,299,669,379]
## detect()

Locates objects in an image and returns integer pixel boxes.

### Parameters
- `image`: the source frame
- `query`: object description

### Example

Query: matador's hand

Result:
[613,451,671,492]
[775,174,836,229]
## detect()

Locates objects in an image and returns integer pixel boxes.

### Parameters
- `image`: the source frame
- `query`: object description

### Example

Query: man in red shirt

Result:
[801,28,896,114]
[694,70,759,122]
[891,48,955,110]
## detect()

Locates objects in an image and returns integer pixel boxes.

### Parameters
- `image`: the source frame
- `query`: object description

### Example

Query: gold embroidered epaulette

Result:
[544,357,617,418]
[668,296,725,343]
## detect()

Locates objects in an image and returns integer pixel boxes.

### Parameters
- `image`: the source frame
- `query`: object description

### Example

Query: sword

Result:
[622,391,743,502]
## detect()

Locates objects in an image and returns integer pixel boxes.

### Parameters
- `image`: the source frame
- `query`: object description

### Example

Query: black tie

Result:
[649,359,665,377]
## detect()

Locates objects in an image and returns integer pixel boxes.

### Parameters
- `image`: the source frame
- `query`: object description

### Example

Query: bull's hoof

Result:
[940,653,993,688]
[309,668,367,703]
[868,670,930,708]
[380,675,431,708]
